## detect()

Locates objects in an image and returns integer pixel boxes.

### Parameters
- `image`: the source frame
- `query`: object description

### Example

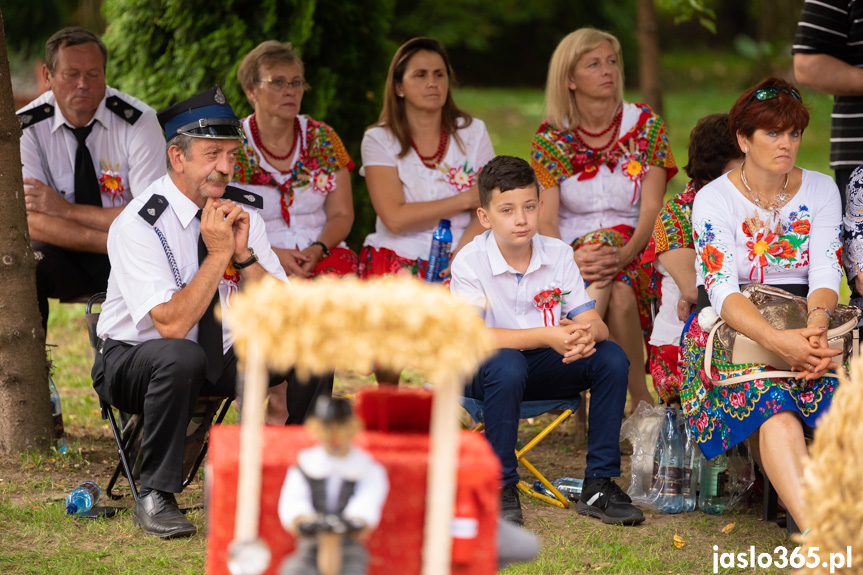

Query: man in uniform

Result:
[18,27,166,330]
[92,87,330,539]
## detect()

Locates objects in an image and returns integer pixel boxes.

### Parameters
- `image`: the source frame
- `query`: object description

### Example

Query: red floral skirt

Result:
[648,344,681,404]
[358,246,428,280]
[571,224,659,345]
[313,247,358,277]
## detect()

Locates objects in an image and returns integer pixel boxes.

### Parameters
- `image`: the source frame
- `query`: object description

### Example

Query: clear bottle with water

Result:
[698,451,727,514]
[533,477,583,501]
[650,406,684,513]
[48,373,68,454]
[425,219,452,283]
[677,410,698,512]
[66,480,101,515]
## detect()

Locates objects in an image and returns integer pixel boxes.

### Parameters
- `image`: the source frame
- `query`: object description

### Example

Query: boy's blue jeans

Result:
[465,341,629,487]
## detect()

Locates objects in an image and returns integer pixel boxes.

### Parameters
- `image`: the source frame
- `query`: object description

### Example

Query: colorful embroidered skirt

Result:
[649,344,681,404]
[313,247,358,277]
[679,319,839,460]
[358,246,428,280]
[572,224,659,344]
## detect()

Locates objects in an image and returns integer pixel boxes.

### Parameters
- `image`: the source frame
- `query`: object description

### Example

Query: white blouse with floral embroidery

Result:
[360,118,494,260]
[692,169,843,316]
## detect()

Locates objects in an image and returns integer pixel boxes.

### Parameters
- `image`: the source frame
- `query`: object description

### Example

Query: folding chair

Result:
[461,395,582,509]
[85,292,233,501]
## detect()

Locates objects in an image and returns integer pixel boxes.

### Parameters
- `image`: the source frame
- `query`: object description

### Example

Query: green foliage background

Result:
[102,0,396,247]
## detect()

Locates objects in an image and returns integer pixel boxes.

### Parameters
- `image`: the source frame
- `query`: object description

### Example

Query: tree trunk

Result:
[0,6,54,454]
[636,0,663,115]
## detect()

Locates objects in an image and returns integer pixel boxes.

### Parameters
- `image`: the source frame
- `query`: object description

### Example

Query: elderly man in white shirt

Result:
[93,87,330,540]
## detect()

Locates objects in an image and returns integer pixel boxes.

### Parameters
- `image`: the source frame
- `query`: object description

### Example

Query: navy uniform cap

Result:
[313,396,353,423]
[157,85,244,142]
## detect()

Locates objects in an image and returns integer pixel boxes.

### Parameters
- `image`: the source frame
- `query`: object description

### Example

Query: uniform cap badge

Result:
[214,87,226,105]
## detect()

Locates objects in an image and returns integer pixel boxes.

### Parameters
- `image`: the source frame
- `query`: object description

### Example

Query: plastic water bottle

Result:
[651,407,684,513]
[677,411,698,512]
[698,451,728,514]
[533,477,583,501]
[425,219,452,282]
[48,373,68,454]
[66,481,101,515]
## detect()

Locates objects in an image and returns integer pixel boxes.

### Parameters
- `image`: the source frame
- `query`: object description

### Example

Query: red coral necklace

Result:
[411,129,449,169]
[250,114,300,161]
[574,105,622,153]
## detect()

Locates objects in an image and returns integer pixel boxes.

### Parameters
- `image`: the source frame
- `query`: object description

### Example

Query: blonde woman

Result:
[531,28,677,408]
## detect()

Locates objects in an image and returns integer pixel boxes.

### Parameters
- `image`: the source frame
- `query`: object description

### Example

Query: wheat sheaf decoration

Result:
[223,275,496,386]
[800,357,863,572]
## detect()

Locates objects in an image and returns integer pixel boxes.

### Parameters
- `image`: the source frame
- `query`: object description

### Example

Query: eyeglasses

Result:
[255,78,305,92]
[743,86,802,109]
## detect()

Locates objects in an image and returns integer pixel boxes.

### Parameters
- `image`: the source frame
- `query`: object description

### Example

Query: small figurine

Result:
[278,396,389,575]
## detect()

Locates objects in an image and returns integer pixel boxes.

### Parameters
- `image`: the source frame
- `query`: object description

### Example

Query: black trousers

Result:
[92,337,333,493]
[33,241,110,331]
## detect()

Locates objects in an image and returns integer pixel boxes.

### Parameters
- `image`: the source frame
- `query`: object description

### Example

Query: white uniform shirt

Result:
[360,118,495,260]
[96,175,288,352]
[692,169,843,315]
[450,231,595,332]
[557,103,646,244]
[232,115,347,251]
[18,86,166,206]
[279,445,390,530]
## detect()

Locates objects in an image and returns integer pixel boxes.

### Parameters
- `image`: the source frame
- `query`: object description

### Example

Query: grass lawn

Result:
[0,76,832,573]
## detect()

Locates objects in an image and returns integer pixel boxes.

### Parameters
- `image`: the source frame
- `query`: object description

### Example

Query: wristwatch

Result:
[232,248,258,270]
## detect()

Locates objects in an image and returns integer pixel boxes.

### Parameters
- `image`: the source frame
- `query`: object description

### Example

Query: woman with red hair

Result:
[681,77,843,532]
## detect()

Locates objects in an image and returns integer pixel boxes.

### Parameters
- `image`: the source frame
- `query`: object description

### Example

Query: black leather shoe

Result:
[500,484,524,526]
[133,490,197,538]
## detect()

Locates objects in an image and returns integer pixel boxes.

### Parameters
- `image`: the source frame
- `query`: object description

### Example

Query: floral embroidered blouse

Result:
[360,118,495,260]
[530,102,677,243]
[692,169,843,316]
[232,114,354,251]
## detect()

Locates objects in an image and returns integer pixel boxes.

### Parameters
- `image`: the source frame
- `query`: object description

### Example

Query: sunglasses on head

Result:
[743,86,802,109]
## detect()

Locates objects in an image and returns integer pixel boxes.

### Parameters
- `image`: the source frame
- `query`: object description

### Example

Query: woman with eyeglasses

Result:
[233,40,357,280]
[682,77,843,531]
[531,28,677,410]
[359,37,494,385]
[232,40,347,424]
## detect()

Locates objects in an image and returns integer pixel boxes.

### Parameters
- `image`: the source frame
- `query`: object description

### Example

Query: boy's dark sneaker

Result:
[576,478,644,525]
[500,484,524,526]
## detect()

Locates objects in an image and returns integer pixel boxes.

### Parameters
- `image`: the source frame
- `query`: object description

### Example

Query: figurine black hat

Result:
[313,396,353,423]
[157,85,244,142]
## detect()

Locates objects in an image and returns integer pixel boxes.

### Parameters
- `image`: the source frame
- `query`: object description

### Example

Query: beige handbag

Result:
[703,284,860,386]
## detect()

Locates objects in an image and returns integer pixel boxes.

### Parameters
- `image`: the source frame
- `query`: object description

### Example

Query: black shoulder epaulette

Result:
[138,194,169,225]
[222,185,264,209]
[106,95,143,125]
[17,104,54,129]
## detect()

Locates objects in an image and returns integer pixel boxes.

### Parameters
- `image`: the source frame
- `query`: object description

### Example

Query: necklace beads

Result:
[412,130,449,169]
[250,114,300,161]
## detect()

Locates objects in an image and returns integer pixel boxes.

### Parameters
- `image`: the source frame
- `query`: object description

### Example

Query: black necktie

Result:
[65,124,102,207]
[196,210,224,382]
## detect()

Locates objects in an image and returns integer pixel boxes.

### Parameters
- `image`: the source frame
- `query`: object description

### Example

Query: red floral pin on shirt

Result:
[440,161,476,192]
[534,284,571,326]
[223,262,241,300]
[99,159,125,206]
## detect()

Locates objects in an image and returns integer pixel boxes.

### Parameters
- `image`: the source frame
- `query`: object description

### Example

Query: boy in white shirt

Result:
[450,155,643,526]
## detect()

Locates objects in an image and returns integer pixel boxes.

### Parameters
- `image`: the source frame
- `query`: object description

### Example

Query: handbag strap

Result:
[702,317,843,386]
